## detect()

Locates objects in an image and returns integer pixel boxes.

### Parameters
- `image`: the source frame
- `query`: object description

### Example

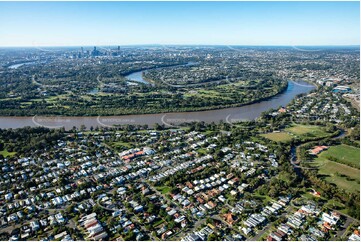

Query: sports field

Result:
[285,124,331,139]
[261,124,332,142]
[260,132,293,142]
[318,144,360,168]
[313,156,360,193]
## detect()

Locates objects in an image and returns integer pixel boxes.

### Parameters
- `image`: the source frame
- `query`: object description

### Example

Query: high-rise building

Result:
[91,46,99,56]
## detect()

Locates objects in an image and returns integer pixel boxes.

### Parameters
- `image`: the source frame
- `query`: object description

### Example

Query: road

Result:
[248,223,272,241]
[147,182,194,221]
[337,217,354,239]
[330,209,358,239]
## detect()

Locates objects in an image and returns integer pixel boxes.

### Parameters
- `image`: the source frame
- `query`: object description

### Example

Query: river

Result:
[8,62,37,69]
[125,62,197,85]
[0,80,315,129]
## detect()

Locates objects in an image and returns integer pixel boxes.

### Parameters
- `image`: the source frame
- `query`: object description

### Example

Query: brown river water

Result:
[0,80,315,130]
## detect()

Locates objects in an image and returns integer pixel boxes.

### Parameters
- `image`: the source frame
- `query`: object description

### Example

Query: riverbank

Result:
[0,80,315,129]
[0,80,288,117]
[122,61,192,79]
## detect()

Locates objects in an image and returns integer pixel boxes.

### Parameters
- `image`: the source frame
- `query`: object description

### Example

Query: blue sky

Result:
[0,1,359,46]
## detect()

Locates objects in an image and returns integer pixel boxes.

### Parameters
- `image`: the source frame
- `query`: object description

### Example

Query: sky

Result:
[0,1,359,47]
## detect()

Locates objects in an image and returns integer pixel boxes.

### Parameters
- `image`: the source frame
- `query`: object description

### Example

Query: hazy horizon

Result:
[0,1,359,47]
[0,44,360,48]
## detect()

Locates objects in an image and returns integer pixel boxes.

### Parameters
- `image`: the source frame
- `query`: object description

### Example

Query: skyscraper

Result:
[91,46,99,56]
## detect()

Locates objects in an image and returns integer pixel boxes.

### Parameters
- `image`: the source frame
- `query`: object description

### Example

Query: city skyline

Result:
[0,2,360,241]
[0,1,360,47]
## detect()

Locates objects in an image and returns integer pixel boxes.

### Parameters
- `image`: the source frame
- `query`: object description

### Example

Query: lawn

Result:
[260,132,293,142]
[252,192,274,204]
[0,149,17,158]
[285,124,331,139]
[196,148,208,155]
[312,156,360,193]
[109,141,133,149]
[155,186,172,194]
[262,124,333,143]
[318,144,360,168]
[184,89,233,100]
[324,198,347,212]
[201,130,216,136]
[153,218,165,227]
[301,191,321,201]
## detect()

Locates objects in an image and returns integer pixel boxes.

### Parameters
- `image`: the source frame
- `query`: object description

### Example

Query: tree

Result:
[124,231,135,241]
[147,203,156,214]
[165,215,173,222]
[268,187,278,198]
[154,123,163,131]
[65,204,75,215]
[168,220,176,229]
[208,233,218,241]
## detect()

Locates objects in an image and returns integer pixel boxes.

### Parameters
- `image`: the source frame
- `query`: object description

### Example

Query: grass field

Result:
[285,124,331,139]
[312,156,360,193]
[196,148,208,155]
[201,130,216,136]
[318,144,360,168]
[155,186,172,194]
[261,124,332,143]
[252,192,274,205]
[108,141,133,149]
[0,149,17,158]
[260,132,293,142]
[153,219,165,227]
[184,89,233,100]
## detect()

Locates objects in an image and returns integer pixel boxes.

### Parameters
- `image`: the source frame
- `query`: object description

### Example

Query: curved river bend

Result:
[125,62,197,85]
[0,80,315,129]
